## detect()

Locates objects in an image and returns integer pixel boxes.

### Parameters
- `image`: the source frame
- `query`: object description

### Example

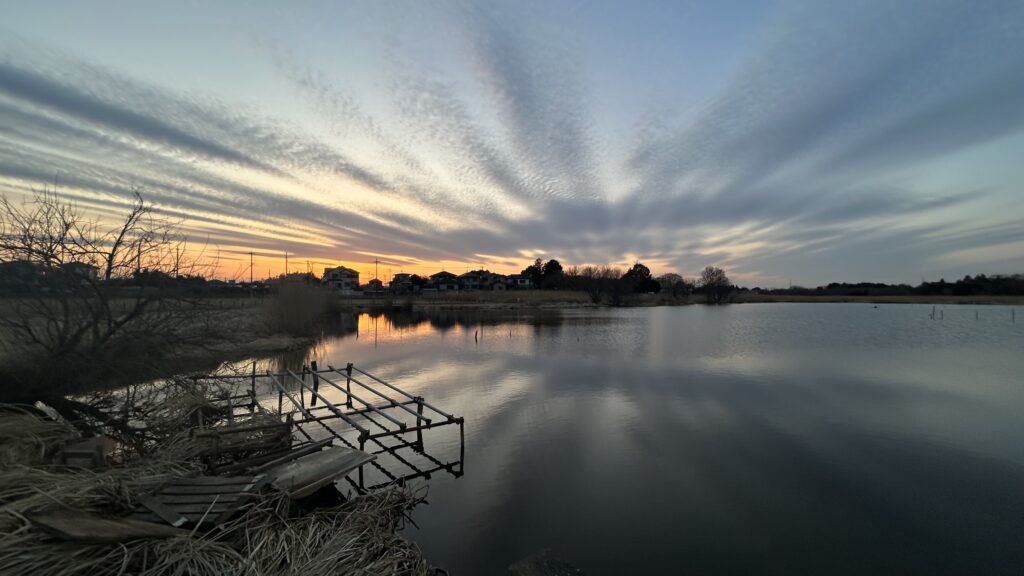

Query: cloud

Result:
[1,0,1022,283]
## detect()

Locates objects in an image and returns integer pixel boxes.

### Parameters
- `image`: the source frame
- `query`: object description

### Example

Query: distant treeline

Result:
[747,274,1024,297]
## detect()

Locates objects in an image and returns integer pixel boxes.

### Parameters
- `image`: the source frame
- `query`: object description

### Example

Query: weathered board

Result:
[29,512,187,543]
[267,447,375,498]
[131,474,268,527]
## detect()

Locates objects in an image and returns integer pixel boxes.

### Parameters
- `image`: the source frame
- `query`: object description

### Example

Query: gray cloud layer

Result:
[1,0,1023,283]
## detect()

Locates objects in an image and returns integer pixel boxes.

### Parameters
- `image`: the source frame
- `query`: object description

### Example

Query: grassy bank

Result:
[0,398,432,576]
[337,291,1024,309]
[0,285,334,403]
[732,294,1024,305]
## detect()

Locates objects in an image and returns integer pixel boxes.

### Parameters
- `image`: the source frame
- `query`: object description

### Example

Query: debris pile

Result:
[0,397,432,576]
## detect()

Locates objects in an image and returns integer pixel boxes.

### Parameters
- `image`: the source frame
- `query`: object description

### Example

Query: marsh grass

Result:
[0,403,432,576]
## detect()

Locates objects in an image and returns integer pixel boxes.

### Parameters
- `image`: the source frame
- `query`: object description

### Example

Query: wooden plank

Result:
[29,512,187,543]
[137,493,188,527]
[129,510,229,524]
[217,439,332,475]
[213,475,270,525]
[133,474,266,527]
[267,447,375,499]
[166,476,263,487]
[251,439,333,473]
[158,485,256,495]
[149,494,241,505]
[148,503,238,515]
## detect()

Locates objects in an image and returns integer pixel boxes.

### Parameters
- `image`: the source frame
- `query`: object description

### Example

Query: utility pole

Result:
[285,251,289,276]
[249,251,254,298]
[375,259,379,281]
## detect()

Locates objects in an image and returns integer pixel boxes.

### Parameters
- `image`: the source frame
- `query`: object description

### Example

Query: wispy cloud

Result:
[1,0,1022,283]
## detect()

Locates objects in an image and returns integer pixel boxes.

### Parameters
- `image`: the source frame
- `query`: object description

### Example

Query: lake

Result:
[251,303,1024,575]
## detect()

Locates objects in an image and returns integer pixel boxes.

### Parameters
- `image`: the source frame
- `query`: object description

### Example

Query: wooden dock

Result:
[192,362,465,494]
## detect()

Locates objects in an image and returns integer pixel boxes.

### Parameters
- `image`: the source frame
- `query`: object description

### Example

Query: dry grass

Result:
[0,406,80,467]
[0,404,433,576]
[264,282,336,335]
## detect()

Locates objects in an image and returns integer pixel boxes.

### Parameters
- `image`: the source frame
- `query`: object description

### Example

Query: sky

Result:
[1,0,1023,286]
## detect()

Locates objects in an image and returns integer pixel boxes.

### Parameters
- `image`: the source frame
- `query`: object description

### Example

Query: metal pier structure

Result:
[194,362,465,494]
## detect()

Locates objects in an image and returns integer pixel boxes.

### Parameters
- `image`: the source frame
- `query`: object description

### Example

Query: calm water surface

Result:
[258,303,1024,575]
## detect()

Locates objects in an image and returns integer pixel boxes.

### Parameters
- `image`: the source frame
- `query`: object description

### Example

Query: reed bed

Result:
[0,459,198,532]
[0,405,79,467]
[0,404,434,576]
[222,488,431,576]
[0,479,429,576]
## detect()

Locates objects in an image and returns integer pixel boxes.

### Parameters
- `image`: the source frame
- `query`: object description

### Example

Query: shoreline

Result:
[338,292,1024,310]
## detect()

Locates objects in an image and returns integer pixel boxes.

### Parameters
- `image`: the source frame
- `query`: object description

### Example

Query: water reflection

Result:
[236,304,1024,576]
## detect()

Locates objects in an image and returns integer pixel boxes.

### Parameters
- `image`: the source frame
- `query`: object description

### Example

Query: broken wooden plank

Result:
[134,474,266,528]
[145,493,241,505]
[266,447,375,499]
[165,476,266,487]
[251,439,333,473]
[157,484,254,496]
[29,512,187,543]
[136,494,188,528]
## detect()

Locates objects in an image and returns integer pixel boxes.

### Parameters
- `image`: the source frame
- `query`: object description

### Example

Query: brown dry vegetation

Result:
[0,401,431,576]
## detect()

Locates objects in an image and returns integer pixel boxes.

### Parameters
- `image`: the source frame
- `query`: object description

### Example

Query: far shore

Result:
[732,294,1024,305]
[335,291,1024,309]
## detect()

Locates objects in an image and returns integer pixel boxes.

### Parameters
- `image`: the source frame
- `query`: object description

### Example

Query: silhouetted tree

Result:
[541,259,564,289]
[621,262,659,293]
[699,266,731,304]
[521,258,544,287]
[0,186,216,400]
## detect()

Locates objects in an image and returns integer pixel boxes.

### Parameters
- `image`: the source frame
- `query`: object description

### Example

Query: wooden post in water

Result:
[415,396,425,452]
[299,366,306,409]
[310,361,320,407]
[250,362,257,412]
[459,417,465,473]
[346,363,354,409]
[358,433,367,490]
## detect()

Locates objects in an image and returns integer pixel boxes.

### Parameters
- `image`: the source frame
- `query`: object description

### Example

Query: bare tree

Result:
[699,266,731,304]
[0,186,216,400]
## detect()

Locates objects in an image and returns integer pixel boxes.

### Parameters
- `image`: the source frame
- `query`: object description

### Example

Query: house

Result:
[0,260,42,291]
[458,271,481,291]
[62,261,99,282]
[389,273,418,294]
[481,271,508,290]
[429,271,459,292]
[363,278,385,294]
[507,274,533,289]
[322,266,360,292]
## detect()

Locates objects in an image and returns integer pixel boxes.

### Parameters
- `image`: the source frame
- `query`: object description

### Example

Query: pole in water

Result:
[474,329,478,343]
